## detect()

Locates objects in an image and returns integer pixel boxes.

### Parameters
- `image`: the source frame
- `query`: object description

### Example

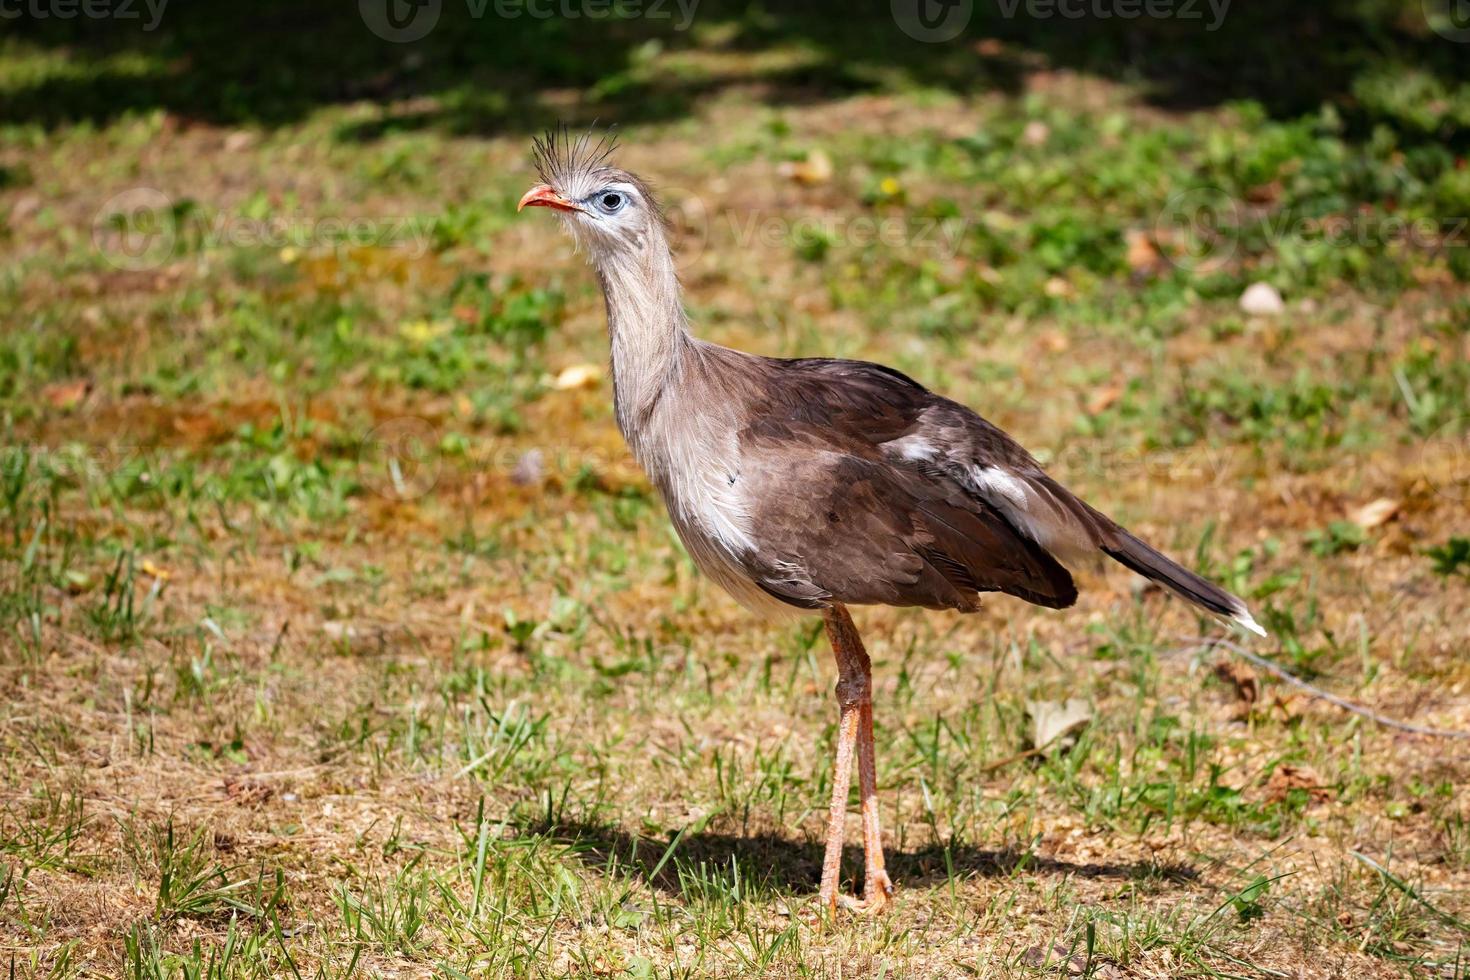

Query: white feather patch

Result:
[1232,608,1268,638]
[886,434,938,462]
[964,465,1092,559]
[660,434,756,556]
[971,465,1030,509]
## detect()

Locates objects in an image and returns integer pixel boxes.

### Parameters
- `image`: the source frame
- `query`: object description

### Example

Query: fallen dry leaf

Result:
[223,130,256,153]
[1038,330,1069,353]
[777,149,833,186]
[42,379,91,411]
[975,264,1003,286]
[170,412,221,443]
[1125,229,1160,271]
[1021,943,1085,974]
[1348,497,1399,530]
[1043,276,1074,299]
[1265,763,1332,804]
[1411,264,1455,286]
[1245,180,1282,205]
[10,193,42,222]
[1086,386,1123,416]
[139,559,171,581]
[400,318,455,345]
[1269,693,1306,724]
[1215,659,1259,704]
[1027,698,1093,753]
[222,776,272,806]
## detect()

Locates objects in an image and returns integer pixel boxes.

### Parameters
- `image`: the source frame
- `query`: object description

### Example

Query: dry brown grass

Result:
[3,34,1469,979]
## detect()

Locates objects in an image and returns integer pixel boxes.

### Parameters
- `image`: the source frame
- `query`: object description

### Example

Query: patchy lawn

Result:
[1,3,1468,977]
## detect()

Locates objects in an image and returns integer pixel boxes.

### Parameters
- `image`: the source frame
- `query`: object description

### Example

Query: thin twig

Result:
[1180,637,1470,740]
[977,746,1045,773]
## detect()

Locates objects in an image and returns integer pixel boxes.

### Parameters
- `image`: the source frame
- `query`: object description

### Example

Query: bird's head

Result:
[517,127,666,269]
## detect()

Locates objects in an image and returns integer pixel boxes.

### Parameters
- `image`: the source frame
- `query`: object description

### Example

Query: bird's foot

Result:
[833,870,894,915]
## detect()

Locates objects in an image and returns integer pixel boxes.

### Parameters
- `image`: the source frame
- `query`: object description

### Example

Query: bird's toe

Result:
[832,873,894,916]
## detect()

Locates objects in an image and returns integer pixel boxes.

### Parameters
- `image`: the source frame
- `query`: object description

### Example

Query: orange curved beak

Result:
[518,184,584,213]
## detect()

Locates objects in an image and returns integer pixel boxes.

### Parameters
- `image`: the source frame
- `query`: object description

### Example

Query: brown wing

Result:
[733,358,1077,612]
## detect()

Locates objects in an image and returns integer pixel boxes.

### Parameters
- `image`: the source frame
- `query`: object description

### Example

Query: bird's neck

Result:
[594,236,691,446]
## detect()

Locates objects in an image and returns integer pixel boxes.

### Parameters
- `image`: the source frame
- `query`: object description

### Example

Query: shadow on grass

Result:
[531,818,1197,898]
[2,0,1467,149]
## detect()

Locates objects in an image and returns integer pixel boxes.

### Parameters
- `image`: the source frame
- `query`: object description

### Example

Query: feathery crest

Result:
[532,123,619,187]
[528,123,669,230]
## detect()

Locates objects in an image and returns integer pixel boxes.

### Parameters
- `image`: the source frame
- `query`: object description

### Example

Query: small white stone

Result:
[553,363,601,390]
[1239,281,1285,315]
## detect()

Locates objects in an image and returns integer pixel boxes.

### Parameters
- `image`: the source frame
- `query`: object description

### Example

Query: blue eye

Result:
[596,191,626,214]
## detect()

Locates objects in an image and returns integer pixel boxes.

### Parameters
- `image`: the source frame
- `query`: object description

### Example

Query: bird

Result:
[517,129,1264,915]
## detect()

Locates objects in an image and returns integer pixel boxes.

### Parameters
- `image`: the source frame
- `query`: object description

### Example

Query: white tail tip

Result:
[1232,608,1267,638]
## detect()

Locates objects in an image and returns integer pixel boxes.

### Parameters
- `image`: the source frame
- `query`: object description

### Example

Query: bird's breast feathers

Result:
[635,408,804,616]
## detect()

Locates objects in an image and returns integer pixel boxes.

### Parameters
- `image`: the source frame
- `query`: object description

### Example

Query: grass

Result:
[1,1,1469,976]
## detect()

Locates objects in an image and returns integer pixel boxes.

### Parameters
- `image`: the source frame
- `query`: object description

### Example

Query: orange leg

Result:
[856,698,893,907]
[817,668,860,912]
[817,604,893,914]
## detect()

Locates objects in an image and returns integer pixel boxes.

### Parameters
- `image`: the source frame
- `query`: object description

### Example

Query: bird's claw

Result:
[831,871,894,916]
